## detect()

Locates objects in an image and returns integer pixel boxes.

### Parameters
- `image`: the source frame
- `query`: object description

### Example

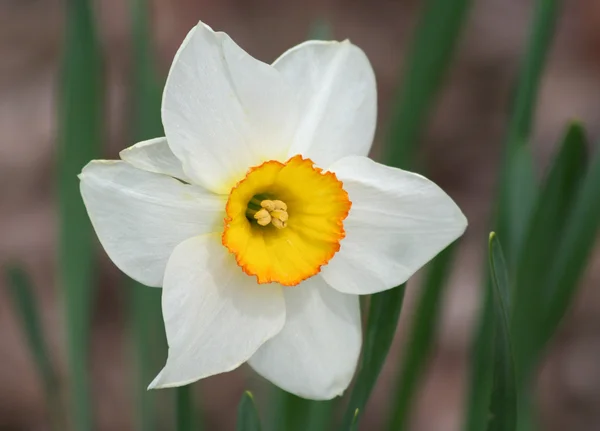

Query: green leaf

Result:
[463,281,495,431]
[176,386,196,431]
[305,400,336,431]
[386,0,473,169]
[349,409,359,431]
[495,0,561,266]
[511,123,586,375]
[540,144,600,344]
[496,145,537,271]
[58,0,103,428]
[5,266,64,430]
[339,285,406,430]
[487,233,518,431]
[504,0,561,156]
[130,285,168,431]
[487,1,560,429]
[386,245,457,431]
[266,388,309,431]
[237,391,262,431]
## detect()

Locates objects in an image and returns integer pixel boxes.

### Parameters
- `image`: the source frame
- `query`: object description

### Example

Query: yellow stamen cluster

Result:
[254,199,289,229]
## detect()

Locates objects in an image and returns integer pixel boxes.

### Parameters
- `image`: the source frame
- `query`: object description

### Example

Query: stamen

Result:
[253,208,272,226]
[254,199,289,229]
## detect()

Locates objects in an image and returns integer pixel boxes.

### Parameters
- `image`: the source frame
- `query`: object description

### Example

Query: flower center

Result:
[222,155,351,286]
[247,198,289,229]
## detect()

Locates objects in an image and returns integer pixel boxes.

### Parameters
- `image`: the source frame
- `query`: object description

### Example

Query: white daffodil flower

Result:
[79,21,467,400]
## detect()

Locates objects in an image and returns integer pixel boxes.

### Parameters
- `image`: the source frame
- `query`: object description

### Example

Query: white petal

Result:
[162,22,298,194]
[322,156,467,295]
[149,234,285,389]
[273,40,377,168]
[248,276,361,400]
[119,137,190,182]
[79,161,225,287]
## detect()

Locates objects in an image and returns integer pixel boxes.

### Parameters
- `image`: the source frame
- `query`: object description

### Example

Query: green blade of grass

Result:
[487,233,518,431]
[127,0,171,429]
[58,0,104,428]
[504,0,561,156]
[540,144,600,345]
[349,409,359,431]
[386,244,457,431]
[511,123,586,375]
[176,386,196,431]
[496,0,561,266]
[386,0,473,169]
[266,388,309,431]
[463,283,495,431]
[5,266,64,430]
[479,1,560,429]
[237,391,263,431]
[129,284,167,431]
[497,145,538,271]
[339,285,406,430]
[305,400,336,431]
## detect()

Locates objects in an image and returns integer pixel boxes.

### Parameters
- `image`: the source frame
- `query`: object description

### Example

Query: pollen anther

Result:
[253,208,272,226]
[255,200,289,229]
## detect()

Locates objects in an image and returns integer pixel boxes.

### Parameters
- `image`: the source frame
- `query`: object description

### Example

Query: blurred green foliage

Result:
[58,0,103,428]
[237,391,263,431]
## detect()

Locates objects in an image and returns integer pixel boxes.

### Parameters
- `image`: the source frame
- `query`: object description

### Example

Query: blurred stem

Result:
[267,388,309,431]
[339,285,406,430]
[496,0,561,267]
[386,0,473,169]
[386,245,457,431]
[490,0,561,428]
[6,266,65,431]
[58,0,104,429]
[176,386,196,431]
[463,286,495,431]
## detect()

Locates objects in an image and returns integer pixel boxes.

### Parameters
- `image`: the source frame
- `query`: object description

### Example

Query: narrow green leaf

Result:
[540,144,600,344]
[130,285,167,431]
[5,266,64,430]
[386,0,473,169]
[487,2,560,429]
[496,0,561,266]
[349,409,359,431]
[504,0,561,155]
[58,0,103,428]
[463,282,495,431]
[386,245,457,431]
[176,386,196,431]
[487,233,518,431]
[497,145,537,271]
[511,123,586,374]
[266,388,309,431]
[339,285,406,430]
[305,400,336,431]
[127,0,170,429]
[237,391,262,431]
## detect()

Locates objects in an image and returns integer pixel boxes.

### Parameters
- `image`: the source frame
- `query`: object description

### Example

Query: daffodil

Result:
[79,21,467,400]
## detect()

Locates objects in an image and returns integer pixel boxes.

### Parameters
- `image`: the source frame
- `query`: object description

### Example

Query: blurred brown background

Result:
[1,0,600,429]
